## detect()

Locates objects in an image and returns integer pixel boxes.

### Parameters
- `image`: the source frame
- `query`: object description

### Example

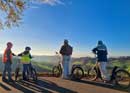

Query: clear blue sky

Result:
[0,0,130,57]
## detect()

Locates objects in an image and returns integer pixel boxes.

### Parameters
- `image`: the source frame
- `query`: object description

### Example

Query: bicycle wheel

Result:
[71,67,84,80]
[115,69,130,89]
[52,66,62,77]
[87,67,97,81]
[31,68,38,81]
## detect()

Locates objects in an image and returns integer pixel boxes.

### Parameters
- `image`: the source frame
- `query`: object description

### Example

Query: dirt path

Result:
[0,77,129,93]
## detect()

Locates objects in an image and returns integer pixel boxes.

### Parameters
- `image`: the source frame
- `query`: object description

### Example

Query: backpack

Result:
[66,45,73,55]
[60,45,73,55]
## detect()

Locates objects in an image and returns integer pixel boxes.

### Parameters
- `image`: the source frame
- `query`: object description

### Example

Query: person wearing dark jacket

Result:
[18,46,32,80]
[60,40,73,79]
[2,42,16,82]
[92,40,109,81]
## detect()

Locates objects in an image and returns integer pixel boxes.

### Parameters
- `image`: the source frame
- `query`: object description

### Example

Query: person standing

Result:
[2,42,15,82]
[18,46,32,80]
[92,40,109,82]
[60,40,73,79]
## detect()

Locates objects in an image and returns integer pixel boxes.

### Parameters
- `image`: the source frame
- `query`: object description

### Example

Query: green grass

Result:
[32,61,53,72]
[73,61,82,65]
[36,63,52,71]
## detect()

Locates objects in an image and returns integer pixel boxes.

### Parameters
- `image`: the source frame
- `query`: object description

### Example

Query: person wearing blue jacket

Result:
[92,40,109,81]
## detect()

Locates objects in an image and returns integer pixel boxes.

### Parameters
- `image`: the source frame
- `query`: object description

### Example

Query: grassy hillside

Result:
[110,60,130,72]
[0,57,54,72]
[0,56,130,73]
[32,61,54,72]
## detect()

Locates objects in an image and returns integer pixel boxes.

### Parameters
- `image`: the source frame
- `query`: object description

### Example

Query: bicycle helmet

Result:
[98,40,103,45]
[7,42,13,47]
[25,46,31,51]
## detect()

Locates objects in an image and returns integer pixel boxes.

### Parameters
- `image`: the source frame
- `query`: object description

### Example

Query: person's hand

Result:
[12,53,16,56]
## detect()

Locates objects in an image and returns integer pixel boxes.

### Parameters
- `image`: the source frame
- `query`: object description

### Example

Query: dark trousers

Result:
[2,62,12,80]
[23,64,31,79]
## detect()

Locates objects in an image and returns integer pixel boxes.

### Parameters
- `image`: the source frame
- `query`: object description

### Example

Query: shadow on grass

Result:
[71,79,130,92]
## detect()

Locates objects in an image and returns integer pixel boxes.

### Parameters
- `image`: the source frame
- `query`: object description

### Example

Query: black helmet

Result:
[25,46,31,51]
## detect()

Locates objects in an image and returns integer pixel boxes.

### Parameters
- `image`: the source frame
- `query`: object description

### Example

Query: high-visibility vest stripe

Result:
[21,54,31,63]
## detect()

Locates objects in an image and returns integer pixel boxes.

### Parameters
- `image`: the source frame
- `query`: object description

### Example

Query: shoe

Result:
[62,76,69,80]
[8,79,14,82]
[23,78,29,81]
[103,80,111,84]
[2,77,7,82]
[63,78,69,80]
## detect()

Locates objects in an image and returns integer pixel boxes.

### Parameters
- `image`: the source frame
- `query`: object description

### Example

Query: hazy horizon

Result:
[0,53,130,58]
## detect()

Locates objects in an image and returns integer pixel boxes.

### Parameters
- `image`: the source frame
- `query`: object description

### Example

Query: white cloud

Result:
[42,0,64,6]
[31,0,64,6]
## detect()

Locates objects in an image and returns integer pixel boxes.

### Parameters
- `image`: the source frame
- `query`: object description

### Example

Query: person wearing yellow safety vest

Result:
[18,46,33,80]
[2,42,16,82]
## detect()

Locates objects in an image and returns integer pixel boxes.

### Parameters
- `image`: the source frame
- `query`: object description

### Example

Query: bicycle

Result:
[26,62,37,81]
[52,52,63,77]
[15,57,22,81]
[15,57,37,81]
[52,52,84,80]
[72,55,130,89]
[52,61,63,77]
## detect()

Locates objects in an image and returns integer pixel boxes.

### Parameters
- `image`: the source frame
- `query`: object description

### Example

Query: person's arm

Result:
[71,46,73,55]
[12,53,16,56]
[18,52,23,56]
[59,46,64,55]
[29,54,33,59]
[105,47,108,55]
[92,47,97,54]
[104,45,108,55]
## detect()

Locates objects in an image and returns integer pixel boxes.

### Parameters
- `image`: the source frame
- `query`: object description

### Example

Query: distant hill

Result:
[32,55,59,63]
[1,54,130,63]
[0,55,130,73]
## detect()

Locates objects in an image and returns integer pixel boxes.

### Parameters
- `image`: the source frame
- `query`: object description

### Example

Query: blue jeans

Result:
[2,62,12,80]
[97,62,109,80]
[23,64,31,79]
[62,55,71,78]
